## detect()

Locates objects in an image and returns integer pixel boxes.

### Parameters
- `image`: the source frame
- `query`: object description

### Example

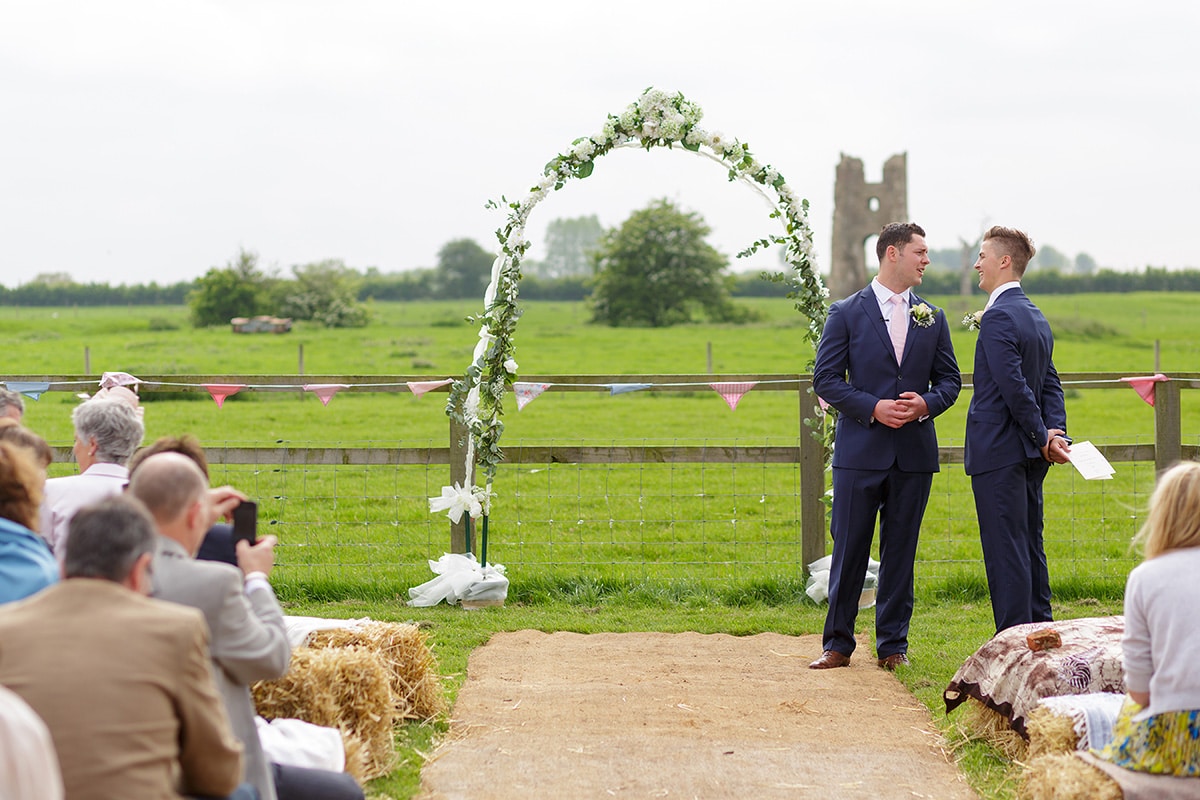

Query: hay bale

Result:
[1026,705,1080,759]
[253,646,397,780]
[959,698,1028,761]
[306,621,446,721]
[1018,753,1121,800]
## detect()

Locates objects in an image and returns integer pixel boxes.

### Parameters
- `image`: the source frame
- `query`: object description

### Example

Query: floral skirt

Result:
[1093,698,1200,776]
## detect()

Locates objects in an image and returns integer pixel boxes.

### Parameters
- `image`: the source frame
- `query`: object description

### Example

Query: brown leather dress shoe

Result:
[877,653,910,671]
[808,650,851,669]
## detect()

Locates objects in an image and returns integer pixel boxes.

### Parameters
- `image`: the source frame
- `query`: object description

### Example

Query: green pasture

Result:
[3,293,1195,798]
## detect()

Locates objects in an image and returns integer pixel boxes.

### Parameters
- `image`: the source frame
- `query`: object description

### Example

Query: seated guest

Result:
[0,684,63,799]
[0,496,251,800]
[0,420,55,468]
[39,397,143,556]
[1094,461,1200,776]
[0,388,24,422]
[0,440,58,604]
[129,434,238,565]
[130,454,363,800]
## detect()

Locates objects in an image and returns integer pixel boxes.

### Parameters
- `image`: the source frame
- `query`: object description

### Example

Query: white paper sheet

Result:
[1065,440,1115,480]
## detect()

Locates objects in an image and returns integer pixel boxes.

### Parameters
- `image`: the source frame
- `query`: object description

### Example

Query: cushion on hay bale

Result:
[305,621,446,721]
[944,616,1125,738]
[252,646,398,781]
[1075,751,1200,800]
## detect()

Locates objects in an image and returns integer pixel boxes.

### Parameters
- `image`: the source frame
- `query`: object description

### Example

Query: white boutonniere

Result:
[961,310,984,331]
[910,303,936,328]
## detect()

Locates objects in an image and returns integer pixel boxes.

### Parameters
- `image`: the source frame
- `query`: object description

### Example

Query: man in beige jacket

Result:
[0,495,250,800]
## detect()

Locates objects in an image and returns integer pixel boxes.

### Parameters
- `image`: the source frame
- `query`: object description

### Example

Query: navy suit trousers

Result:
[823,465,932,658]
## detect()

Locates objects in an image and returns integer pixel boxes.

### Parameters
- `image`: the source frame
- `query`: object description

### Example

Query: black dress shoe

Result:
[877,653,910,670]
[808,650,851,669]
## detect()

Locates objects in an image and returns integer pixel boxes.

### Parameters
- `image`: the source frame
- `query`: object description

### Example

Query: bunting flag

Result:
[407,379,453,398]
[1120,374,1168,406]
[514,382,550,411]
[609,383,651,396]
[5,381,50,401]
[99,371,141,389]
[710,381,758,411]
[202,384,246,408]
[303,384,350,407]
[816,395,830,413]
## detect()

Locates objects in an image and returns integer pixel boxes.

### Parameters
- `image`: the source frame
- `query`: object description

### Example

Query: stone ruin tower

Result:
[829,153,908,301]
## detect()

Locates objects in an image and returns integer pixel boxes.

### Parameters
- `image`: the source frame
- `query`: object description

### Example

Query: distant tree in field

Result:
[1032,244,1069,272]
[534,215,604,279]
[188,248,270,327]
[28,271,75,287]
[435,239,493,298]
[590,199,745,327]
[280,259,369,327]
[1074,252,1097,274]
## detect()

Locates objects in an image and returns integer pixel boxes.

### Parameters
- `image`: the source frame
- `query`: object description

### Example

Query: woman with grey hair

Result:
[38,398,144,556]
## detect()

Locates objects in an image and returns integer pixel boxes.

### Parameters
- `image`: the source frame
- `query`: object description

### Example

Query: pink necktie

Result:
[888,294,907,364]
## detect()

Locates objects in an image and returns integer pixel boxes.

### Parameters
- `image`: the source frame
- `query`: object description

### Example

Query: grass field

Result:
[3,293,1196,798]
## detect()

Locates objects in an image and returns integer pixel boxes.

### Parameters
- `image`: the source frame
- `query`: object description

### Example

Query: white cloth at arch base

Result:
[804,555,879,610]
[407,553,508,607]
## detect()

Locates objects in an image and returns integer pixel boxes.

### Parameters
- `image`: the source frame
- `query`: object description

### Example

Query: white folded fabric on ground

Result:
[282,615,371,649]
[255,716,345,772]
[407,553,509,607]
[1037,691,1126,750]
[804,555,880,609]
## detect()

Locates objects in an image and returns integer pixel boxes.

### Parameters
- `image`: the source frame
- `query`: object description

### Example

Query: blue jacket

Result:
[813,286,961,472]
[0,516,59,604]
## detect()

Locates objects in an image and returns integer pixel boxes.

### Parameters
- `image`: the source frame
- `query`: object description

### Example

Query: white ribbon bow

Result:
[428,483,483,523]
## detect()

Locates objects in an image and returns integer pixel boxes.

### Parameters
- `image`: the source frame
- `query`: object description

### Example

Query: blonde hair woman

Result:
[1094,461,1200,775]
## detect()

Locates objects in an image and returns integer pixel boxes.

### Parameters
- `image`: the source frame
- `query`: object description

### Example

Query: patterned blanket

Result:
[944,616,1125,738]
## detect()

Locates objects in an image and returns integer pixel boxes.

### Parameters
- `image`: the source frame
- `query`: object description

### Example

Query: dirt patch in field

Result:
[419,630,977,799]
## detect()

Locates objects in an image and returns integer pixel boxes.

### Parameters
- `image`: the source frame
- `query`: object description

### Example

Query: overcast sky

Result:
[2,1,1197,289]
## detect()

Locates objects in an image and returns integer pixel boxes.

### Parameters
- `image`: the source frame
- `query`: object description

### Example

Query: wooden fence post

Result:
[798,377,828,576]
[1154,378,1182,477]
[448,416,475,555]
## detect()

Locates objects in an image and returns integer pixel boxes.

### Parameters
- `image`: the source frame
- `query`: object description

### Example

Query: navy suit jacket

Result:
[964,286,1066,475]
[813,286,961,472]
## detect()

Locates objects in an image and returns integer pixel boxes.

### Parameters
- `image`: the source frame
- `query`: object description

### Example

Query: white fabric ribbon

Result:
[428,483,482,523]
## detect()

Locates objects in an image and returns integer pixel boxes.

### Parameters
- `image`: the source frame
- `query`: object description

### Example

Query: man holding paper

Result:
[965,226,1070,633]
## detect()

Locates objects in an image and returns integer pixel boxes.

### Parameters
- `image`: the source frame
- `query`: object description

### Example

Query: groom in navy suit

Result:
[965,226,1070,633]
[809,223,961,670]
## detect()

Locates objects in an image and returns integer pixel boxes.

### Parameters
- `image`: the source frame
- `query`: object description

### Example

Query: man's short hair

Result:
[72,399,144,465]
[127,452,208,525]
[128,435,210,479]
[983,225,1037,277]
[876,222,927,262]
[0,388,24,419]
[63,496,157,582]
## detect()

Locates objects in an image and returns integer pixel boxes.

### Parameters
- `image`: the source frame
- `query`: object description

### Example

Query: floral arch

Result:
[429,88,828,548]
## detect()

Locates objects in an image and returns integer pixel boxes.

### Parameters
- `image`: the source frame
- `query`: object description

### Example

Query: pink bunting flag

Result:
[1120,374,1168,406]
[203,384,246,408]
[407,379,453,398]
[710,381,758,411]
[303,384,349,407]
[514,382,550,411]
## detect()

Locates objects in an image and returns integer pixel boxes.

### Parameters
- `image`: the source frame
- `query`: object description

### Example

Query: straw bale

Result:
[1018,753,1121,800]
[1026,705,1080,759]
[959,699,1028,761]
[340,729,369,786]
[253,646,398,780]
[306,621,446,721]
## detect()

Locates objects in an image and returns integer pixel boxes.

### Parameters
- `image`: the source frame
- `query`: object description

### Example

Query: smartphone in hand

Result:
[231,501,258,547]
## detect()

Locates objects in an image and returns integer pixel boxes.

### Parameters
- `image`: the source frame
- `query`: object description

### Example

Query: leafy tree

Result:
[1033,244,1069,271]
[534,215,604,278]
[435,239,493,299]
[1074,252,1097,275]
[590,199,745,327]
[280,259,369,327]
[188,249,270,327]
